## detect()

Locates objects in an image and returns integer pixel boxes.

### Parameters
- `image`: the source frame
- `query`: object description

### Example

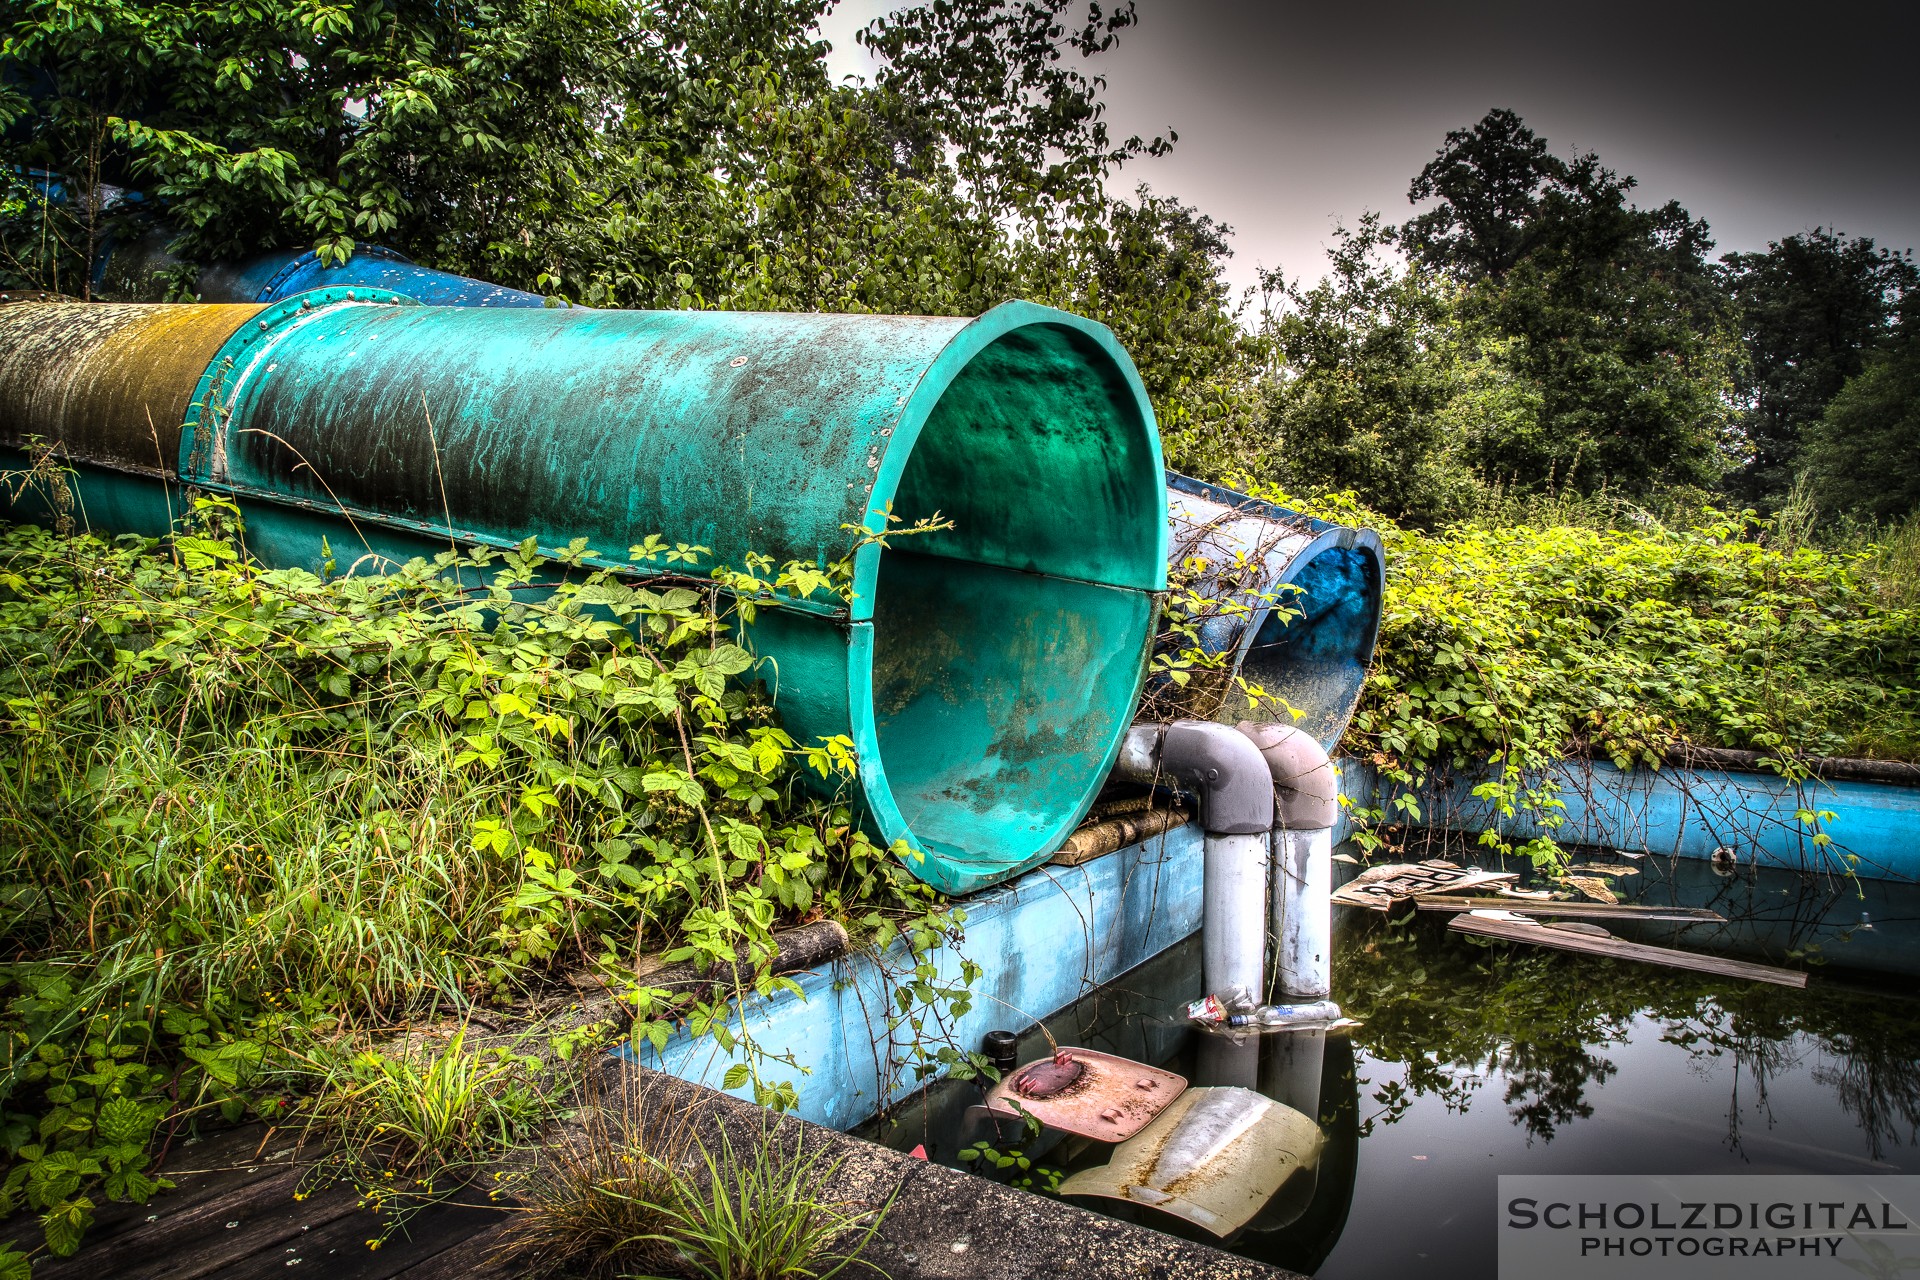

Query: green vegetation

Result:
[636,1122,886,1280]
[504,1082,886,1280]
[0,500,958,1260]
[304,1027,544,1193]
[1245,479,1920,858]
[504,1080,695,1279]
[1802,326,1920,524]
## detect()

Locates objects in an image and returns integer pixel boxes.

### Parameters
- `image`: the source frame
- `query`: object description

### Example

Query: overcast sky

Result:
[817,0,1920,301]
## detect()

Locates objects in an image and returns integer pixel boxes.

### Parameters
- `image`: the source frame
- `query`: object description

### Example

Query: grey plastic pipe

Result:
[1240,721,1341,1000]
[1113,721,1273,998]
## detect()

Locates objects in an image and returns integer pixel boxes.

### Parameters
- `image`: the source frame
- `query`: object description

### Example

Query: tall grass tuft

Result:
[306,1026,544,1178]
[637,1121,889,1280]
[1855,512,1920,612]
[501,1075,891,1280]
[499,1075,696,1279]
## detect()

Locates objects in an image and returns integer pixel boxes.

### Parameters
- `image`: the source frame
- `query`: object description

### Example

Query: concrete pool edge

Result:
[600,1062,1300,1279]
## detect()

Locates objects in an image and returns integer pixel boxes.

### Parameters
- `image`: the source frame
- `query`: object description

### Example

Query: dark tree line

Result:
[1407,109,1916,521]
[1261,107,1914,524]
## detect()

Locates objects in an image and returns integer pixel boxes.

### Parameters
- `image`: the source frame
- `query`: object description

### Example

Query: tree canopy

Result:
[1722,228,1917,509]
[1802,318,1920,523]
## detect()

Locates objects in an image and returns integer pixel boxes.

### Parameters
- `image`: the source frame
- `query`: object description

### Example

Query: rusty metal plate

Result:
[0,302,261,475]
[984,1048,1186,1141]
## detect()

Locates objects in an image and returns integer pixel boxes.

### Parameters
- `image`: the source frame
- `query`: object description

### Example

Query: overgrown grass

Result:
[1849,513,1920,612]
[503,1077,888,1280]
[632,1122,887,1280]
[0,502,959,1260]
[502,1077,693,1279]
[306,1026,545,1177]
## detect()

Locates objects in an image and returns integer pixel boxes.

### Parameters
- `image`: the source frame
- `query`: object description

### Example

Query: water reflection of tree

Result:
[1812,1019,1920,1162]
[1335,913,1920,1155]
[1336,916,1648,1142]
[1658,1000,1801,1159]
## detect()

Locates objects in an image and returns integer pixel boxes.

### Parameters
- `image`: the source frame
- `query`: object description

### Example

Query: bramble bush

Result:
[0,498,963,1258]
[1240,478,1920,861]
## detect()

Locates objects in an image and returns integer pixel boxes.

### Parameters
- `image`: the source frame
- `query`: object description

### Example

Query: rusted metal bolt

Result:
[1100,1108,1124,1123]
[1135,1077,1157,1089]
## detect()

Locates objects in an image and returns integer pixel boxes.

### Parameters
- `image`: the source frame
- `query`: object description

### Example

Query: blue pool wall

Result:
[630,821,1207,1130]
[1348,757,1920,884]
[627,755,1917,1128]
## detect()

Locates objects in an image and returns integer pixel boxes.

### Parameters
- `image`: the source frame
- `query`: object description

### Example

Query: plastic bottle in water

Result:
[1252,999,1342,1028]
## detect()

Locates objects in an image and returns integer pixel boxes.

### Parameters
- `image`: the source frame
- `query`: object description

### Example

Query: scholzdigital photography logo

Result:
[1498,1175,1920,1277]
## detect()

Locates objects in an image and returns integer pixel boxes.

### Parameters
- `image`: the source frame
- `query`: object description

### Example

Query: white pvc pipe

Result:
[1203,831,1272,999]
[1196,1030,1262,1091]
[1272,826,1334,998]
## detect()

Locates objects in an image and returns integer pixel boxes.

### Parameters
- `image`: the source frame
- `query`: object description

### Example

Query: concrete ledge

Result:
[614,1063,1297,1280]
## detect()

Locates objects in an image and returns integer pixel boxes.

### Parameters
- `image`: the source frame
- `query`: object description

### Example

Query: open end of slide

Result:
[865,317,1164,871]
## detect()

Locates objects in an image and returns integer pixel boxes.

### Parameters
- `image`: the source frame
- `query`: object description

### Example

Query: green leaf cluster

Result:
[0,502,963,1257]
[1309,494,1920,860]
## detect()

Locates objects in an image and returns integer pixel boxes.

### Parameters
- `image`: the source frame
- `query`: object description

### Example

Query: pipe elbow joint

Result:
[1114,720,1274,835]
[1236,721,1339,830]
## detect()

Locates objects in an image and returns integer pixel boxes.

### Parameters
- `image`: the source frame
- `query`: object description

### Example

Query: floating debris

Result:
[1330,859,1518,910]
[1561,875,1621,904]
[1412,897,1726,924]
[983,1048,1186,1141]
[1057,1086,1324,1237]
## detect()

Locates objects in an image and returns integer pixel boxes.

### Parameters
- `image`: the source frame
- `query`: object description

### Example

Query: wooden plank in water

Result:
[1415,897,1726,923]
[1449,911,1808,987]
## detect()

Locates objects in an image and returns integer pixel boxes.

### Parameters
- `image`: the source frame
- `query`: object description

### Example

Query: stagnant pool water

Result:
[858,846,1920,1276]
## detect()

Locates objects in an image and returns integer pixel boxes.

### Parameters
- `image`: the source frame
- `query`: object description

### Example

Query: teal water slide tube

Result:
[0,289,1168,895]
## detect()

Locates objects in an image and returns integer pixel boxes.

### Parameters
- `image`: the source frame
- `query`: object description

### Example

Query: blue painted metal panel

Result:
[626,822,1205,1130]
